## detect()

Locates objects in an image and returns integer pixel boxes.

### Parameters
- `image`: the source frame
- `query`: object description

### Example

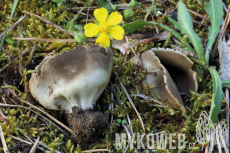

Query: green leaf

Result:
[6,38,16,44]
[177,1,204,62]
[73,25,83,30]
[122,120,127,124]
[208,66,225,123]
[0,0,19,52]
[52,0,64,2]
[222,79,230,88]
[57,2,63,8]
[204,0,224,65]
[93,20,100,26]
[168,17,182,31]
[117,119,121,123]
[122,20,194,52]
[74,32,86,44]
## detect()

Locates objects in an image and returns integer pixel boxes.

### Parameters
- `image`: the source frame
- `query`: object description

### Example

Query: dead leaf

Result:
[218,40,230,81]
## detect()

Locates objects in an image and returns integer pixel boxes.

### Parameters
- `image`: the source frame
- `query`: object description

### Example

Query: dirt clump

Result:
[67,107,109,147]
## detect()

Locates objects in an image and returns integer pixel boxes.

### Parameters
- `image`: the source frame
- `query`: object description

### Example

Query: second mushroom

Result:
[134,48,198,113]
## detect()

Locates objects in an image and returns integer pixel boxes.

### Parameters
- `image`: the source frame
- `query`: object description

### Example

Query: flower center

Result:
[100,22,110,33]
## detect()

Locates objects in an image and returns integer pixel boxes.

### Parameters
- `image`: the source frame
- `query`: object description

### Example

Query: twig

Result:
[29,137,40,153]
[83,149,110,152]
[4,85,73,133]
[16,127,34,144]
[192,20,209,27]
[71,0,93,23]
[24,44,37,67]
[122,123,131,141]
[0,125,9,153]
[15,38,76,42]
[33,138,62,153]
[125,37,142,68]
[0,103,64,132]
[226,88,230,152]
[119,80,145,133]
[9,135,32,145]
[0,47,29,74]
[19,98,73,133]
[130,94,163,105]
[23,11,75,37]
[0,15,26,40]
[68,4,134,11]
[15,37,96,42]
[167,0,211,23]
[221,5,230,40]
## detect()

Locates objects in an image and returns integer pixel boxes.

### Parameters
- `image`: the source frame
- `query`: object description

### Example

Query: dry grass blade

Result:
[225,89,230,152]
[17,127,34,144]
[0,125,9,153]
[29,137,40,153]
[10,135,32,145]
[23,11,75,37]
[0,47,29,74]
[125,37,142,68]
[0,15,26,40]
[83,149,110,152]
[15,38,76,42]
[4,87,73,133]
[119,80,145,133]
[0,103,64,132]
[18,98,73,133]
[167,0,211,22]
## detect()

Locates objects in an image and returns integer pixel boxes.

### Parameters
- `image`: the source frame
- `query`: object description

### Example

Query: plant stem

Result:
[71,0,93,23]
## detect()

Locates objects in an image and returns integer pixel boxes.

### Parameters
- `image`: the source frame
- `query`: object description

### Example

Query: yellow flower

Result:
[84,7,124,48]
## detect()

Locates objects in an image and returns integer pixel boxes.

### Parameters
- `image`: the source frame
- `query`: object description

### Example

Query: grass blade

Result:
[222,79,230,88]
[122,20,194,52]
[0,0,19,51]
[177,1,204,62]
[204,0,224,65]
[168,17,182,31]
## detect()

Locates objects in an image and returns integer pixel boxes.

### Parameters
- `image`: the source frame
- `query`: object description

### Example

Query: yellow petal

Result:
[107,12,123,25]
[96,33,110,48]
[84,23,100,37]
[109,26,124,40]
[94,7,108,22]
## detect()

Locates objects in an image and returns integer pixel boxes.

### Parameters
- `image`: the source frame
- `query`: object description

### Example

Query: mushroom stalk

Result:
[29,44,113,145]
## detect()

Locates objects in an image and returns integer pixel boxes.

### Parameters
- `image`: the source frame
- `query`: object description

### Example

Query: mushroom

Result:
[134,48,198,113]
[29,44,113,113]
[150,48,198,96]
[29,44,113,145]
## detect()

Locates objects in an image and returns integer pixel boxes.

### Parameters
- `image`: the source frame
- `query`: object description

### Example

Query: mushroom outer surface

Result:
[150,48,198,96]
[29,45,113,113]
[140,51,186,113]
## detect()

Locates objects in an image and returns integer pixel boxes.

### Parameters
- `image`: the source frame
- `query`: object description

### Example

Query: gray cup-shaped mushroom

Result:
[134,48,198,113]
[29,44,113,113]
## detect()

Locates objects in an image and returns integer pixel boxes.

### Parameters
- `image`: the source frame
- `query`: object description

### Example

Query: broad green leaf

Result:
[0,0,19,51]
[177,1,204,62]
[122,20,151,33]
[222,79,230,88]
[122,20,194,52]
[204,0,224,65]
[6,38,16,44]
[208,66,225,123]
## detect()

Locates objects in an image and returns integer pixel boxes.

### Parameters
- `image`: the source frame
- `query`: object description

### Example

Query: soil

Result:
[67,107,109,147]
